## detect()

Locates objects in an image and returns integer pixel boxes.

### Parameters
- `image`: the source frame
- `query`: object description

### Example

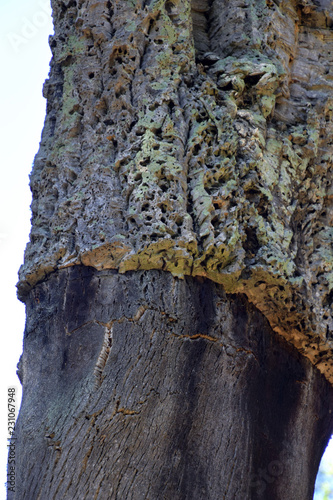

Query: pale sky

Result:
[0,0,331,497]
[0,0,53,494]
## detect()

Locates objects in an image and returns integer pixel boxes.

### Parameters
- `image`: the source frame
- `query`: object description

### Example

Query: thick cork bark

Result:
[18,0,333,382]
[10,0,333,498]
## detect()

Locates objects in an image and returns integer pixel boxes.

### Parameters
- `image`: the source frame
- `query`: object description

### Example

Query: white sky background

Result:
[0,0,332,497]
[0,0,54,494]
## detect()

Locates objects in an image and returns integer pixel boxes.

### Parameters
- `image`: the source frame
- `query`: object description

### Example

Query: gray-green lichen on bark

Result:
[18,0,333,383]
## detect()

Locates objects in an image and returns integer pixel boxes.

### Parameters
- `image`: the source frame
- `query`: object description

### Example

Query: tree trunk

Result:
[10,0,333,498]
[12,267,333,499]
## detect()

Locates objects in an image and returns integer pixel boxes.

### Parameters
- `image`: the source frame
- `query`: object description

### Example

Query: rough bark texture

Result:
[11,0,333,498]
[18,0,333,383]
[13,268,333,499]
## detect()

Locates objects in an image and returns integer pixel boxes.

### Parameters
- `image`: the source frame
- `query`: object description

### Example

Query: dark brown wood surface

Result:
[11,268,333,499]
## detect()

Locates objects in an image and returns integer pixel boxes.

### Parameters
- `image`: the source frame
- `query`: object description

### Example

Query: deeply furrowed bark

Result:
[18,0,333,383]
[9,0,333,498]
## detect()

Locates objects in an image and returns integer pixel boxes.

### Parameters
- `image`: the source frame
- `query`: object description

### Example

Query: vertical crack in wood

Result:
[191,0,213,59]
[94,324,113,388]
